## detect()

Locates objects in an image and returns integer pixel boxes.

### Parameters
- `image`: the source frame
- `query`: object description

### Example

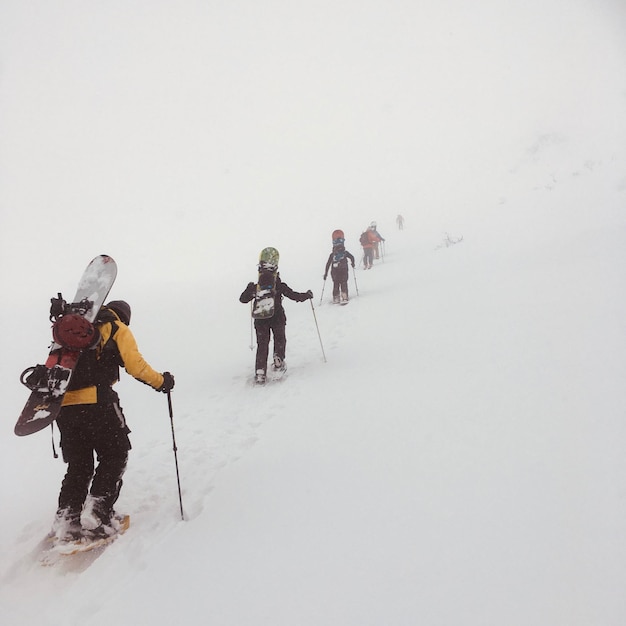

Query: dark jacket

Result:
[324,250,355,279]
[240,274,310,322]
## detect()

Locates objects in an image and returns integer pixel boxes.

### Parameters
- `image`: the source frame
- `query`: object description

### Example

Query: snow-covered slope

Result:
[1,146,625,624]
[1,1,625,624]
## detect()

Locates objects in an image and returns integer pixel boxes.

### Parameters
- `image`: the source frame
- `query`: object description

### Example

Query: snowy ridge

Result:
[2,196,626,624]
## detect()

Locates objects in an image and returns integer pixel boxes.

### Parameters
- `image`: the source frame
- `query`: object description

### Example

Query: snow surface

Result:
[1,1,626,625]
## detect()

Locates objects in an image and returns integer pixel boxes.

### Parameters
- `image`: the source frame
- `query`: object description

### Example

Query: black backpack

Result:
[252,270,277,319]
[68,310,124,391]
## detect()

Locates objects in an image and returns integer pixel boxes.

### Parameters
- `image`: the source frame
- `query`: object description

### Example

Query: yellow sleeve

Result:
[114,323,164,390]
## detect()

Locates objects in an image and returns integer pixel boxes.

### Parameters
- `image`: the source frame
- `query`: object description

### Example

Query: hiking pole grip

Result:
[167,391,185,521]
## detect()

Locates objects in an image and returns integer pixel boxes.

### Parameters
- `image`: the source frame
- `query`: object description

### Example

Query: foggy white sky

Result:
[0,0,625,288]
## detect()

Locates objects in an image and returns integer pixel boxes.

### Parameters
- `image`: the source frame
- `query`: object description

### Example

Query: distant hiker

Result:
[360,226,381,269]
[369,221,385,259]
[396,214,404,230]
[323,230,356,304]
[52,300,175,542]
[240,247,313,385]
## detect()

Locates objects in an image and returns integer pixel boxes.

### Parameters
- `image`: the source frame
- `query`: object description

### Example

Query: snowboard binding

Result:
[20,363,71,396]
[49,293,95,322]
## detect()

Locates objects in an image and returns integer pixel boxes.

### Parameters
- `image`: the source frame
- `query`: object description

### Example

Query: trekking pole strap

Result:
[50,422,59,459]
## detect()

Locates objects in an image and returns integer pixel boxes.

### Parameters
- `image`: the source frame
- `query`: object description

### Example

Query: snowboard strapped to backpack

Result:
[50,294,101,351]
[252,269,277,319]
[252,247,280,319]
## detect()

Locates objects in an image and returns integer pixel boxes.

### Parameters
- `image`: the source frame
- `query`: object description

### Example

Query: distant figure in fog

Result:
[369,221,385,259]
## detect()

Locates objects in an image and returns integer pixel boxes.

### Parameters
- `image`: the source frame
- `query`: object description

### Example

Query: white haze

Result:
[1,0,625,624]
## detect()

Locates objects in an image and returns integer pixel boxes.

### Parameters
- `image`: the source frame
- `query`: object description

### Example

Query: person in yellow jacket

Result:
[52,300,175,541]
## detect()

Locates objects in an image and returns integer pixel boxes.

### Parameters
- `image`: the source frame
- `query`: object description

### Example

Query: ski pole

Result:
[352,266,359,296]
[249,302,254,350]
[167,391,185,521]
[319,277,327,306]
[309,300,327,363]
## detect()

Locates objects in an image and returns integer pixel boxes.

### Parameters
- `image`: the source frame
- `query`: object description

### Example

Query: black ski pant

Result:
[56,397,131,524]
[254,316,286,372]
[331,267,349,298]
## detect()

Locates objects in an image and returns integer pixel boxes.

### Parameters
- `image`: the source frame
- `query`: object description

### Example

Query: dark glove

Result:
[306,290,313,300]
[351,263,355,269]
[158,371,175,393]
[240,282,256,303]
[323,274,327,281]
[49,294,67,321]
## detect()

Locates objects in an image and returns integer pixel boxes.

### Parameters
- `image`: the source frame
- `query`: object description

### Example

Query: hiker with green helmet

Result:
[240,247,313,384]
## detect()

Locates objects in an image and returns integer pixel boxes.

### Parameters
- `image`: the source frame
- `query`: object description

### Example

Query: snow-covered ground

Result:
[1,1,625,624]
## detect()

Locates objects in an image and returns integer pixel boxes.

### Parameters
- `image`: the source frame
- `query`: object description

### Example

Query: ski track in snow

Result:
[2,209,626,625]
[0,248,396,617]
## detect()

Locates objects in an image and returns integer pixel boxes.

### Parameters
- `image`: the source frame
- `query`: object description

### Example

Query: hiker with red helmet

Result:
[51,300,175,542]
[369,221,385,259]
[360,226,381,269]
[323,230,356,304]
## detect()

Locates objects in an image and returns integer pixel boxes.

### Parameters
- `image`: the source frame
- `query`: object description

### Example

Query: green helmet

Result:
[259,247,279,267]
